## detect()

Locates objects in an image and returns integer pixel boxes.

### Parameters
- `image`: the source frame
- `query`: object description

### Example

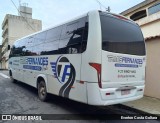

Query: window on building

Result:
[148,2,160,15]
[130,10,147,21]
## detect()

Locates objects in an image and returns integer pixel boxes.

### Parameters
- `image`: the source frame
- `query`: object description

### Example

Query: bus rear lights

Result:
[79,81,84,84]
[89,63,102,88]
[106,93,114,96]
[112,14,129,21]
[70,86,75,88]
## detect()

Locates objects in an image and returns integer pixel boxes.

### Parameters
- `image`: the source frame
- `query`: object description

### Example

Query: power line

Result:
[95,0,106,9]
[10,0,36,31]
[96,0,102,10]
[95,0,111,12]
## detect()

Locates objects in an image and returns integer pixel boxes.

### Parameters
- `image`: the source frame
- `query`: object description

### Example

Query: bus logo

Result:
[50,56,76,98]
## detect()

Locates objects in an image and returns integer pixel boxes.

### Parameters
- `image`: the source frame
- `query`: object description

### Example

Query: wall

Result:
[145,38,160,99]
[137,11,160,38]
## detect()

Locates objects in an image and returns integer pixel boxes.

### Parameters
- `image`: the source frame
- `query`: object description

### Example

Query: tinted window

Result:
[100,13,145,56]
[9,16,89,57]
[32,26,62,55]
[34,32,47,45]
[45,26,62,42]
[23,46,33,56]
[59,17,88,54]
[81,18,88,52]
[60,22,78,40]
[9,45,16,57]
[10,38,27,57]
[41,42,59,55]
[148,3,160,15]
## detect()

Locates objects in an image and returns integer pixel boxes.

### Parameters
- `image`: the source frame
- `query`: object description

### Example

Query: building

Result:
[1,5,42,69]
[121,0,160,99]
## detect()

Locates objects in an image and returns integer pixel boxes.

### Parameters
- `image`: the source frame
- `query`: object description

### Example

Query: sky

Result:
[0,0,145,44]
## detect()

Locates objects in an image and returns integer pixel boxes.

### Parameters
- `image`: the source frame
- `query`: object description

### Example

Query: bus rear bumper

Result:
[101,95,143,106]
[87,83,144,106]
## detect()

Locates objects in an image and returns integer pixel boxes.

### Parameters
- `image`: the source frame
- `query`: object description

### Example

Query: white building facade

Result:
[1,6,42,69]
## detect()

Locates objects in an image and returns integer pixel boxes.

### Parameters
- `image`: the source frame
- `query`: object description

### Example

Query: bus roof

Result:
[15,10,134,43]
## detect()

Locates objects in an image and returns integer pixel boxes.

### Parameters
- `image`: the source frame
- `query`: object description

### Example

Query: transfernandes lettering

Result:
[107,55,143,65]
[26,57,48,66]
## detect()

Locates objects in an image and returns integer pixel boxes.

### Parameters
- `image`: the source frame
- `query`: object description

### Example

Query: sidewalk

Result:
[122,96,160,116]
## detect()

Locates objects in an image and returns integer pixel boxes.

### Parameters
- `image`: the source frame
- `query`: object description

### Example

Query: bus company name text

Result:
[21,57,48,71]
[107,55,144,68]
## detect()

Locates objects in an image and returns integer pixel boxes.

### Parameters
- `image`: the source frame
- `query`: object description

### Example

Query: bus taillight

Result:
[89,63,102,88]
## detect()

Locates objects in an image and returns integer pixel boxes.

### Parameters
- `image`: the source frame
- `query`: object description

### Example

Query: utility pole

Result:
[106,6,111,12]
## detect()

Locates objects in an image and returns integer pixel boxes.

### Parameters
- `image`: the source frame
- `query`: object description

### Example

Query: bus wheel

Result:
[38,80,48,101]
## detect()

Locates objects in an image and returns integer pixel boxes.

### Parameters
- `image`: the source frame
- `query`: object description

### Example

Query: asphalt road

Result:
[0,70,159,123]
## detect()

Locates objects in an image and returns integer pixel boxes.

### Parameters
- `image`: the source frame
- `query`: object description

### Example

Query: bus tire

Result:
[37,79,48,102]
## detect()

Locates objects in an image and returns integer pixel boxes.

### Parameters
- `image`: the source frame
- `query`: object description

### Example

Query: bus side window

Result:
[81,19,88,53]
[32,31,47,55]
[58,21,78,54]
[41,26,62,55]
[21,37,34,56]
[58,16,88,54]
[11,40,26,57]
[67,17,88,54]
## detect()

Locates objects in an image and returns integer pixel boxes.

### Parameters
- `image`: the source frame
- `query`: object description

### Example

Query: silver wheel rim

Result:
[39,82,46,99]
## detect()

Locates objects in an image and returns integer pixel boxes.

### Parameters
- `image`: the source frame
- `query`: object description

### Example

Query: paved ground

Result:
[0,70,159,123]
[123,96,160,115]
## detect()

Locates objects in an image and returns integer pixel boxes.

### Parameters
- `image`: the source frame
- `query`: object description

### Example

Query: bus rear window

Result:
[100,13,146,56]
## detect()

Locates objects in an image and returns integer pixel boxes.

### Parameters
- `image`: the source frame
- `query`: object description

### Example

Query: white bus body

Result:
[8,10,146,106]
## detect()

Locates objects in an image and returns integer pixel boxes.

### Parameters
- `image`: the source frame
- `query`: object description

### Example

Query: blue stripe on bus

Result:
[115,64,138,68]
[23,65,42,71]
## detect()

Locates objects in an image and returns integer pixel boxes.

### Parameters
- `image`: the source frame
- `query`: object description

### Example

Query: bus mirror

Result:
[8,45,10,50]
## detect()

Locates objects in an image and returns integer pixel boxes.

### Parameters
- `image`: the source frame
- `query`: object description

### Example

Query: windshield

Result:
[100,13,146,56]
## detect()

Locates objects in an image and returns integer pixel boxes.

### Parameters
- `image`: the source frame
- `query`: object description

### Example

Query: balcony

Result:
[2,15,8,30]
[1,47,8,58]
[2,23,8,33]
[2,37,8,48]
[2,27,8,38]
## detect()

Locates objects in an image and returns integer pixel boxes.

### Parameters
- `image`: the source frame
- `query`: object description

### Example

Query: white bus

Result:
[8,10,146,106]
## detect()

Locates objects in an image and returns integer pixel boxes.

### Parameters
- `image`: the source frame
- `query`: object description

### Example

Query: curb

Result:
[118,104,160,118]
[0,69,8,70]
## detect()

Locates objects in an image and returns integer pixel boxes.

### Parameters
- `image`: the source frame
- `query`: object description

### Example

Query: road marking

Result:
[0,73,10,79]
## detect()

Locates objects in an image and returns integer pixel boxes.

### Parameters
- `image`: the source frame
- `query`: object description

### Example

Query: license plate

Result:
[121,89,130,95]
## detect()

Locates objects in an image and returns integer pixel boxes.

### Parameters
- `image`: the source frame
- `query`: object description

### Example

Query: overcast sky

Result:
[0,0,145,44]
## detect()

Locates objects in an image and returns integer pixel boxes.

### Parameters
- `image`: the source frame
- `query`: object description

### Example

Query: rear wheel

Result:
[37,80,48,101]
